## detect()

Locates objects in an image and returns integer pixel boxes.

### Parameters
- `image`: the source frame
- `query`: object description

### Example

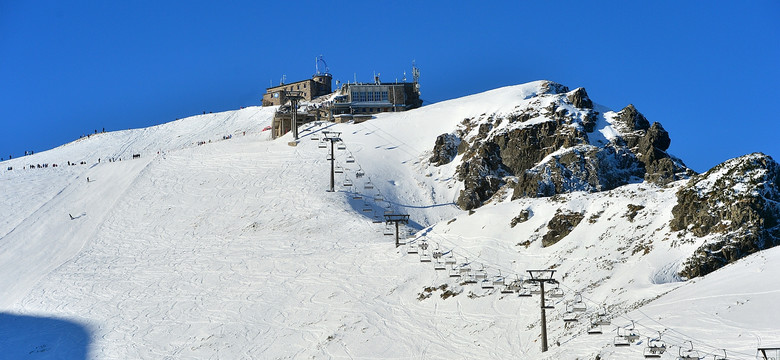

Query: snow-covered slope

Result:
[1,83,778,359]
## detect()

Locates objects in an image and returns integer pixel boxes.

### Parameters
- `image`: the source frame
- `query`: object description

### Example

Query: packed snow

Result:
[1,82,778,359]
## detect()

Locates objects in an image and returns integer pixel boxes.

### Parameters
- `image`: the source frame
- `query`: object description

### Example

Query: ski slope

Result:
[1,83,778,359]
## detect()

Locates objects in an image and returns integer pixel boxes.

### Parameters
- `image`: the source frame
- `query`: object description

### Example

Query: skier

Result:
[69,214,75,220]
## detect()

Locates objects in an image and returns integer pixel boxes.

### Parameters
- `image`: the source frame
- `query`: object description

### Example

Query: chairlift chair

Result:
[337,142,346,150]
[562,310,579,323]
[372,214,383,223]
[572,294,587,312]
[480,279,494,289]
[713,349,727,360]
[335,165,344,174]
[419,248,432,262]
[434,259,447,270]
[383,225,395,236]
[311,134,319,141]
[643,335,666,358]
[448,266,461,278]
[352,193,362,200]
[343,178,353,187]
[346,155,355,163]
[587,322,602,335]
[678,341,702,360]
[474,267,488,280]
[613,331,630,347]
[546,285,564,298]
[318,140,327,149]
[407,242,418,254]
[364,181,374,190]
[374,194,383,202]
[517,281,533,297]
[528,282,541,295]
[356,168,365,178]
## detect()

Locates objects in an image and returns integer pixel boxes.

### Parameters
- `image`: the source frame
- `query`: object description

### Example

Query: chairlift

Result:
[481,279,494,289]
[434,259,447,270]
[335,165,344,174]
[572,293,587,312]
[364,181,374,190]
[383,225,395,236]
[713,349,727,360]
[546,285,564,298]
[337,142,346,150]
[448,265,461,278]
[407,242,418,254]
[562,310,579,323]
[492,272,506,286]
[678,341,702,360]
[352,193,362,200]
[318,140,327,149]
[517,281,533,297]
[374,194,383,202]
[587,324,602,335]
[613,328,630,347]
[419,249,432,263]
[528,282,541,295]
[474,266,487,280]
[462,272,478,285]
[343,178,353,187]
[372,214,383,223]
[643,333,666,358]
[356,168,365,178]
[346,155,355,163]
[311,134,319,141]
[623,321,640,343]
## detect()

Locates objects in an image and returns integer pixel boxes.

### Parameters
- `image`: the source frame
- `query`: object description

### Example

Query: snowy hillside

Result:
[1,82,778,359]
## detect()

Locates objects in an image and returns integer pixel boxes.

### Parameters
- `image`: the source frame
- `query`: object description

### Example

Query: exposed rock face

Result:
[567,87,593,109]
[671,153,780,278]
[456,142,507,209]
[542,210,584,247]
[434,80,691,210]
[430,133,460,166]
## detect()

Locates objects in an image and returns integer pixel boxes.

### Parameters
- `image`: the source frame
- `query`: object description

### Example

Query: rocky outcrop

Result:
[436,81,691,210]
[542,210,584,247]
[430,133,460,166]
[671,153,780,278]
[456,142,507,210]
[567,87,593,109]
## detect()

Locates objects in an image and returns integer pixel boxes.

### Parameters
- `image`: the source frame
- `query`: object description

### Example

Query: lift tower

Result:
[286,91,304,140]
[322,131,342,192]
[384,214,409,248]
[526,269,558,353]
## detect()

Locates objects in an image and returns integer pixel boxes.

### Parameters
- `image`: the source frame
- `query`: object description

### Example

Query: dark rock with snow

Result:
[542,210,584,247]
[672,153,780,278]
[439,81,692,210]
[430,133,460,166]
[456,142,507,210]
[567,87,593,109]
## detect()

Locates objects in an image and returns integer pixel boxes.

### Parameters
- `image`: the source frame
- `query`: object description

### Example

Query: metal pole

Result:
[395,221,400,247]
[329,140,335,192]
[291,99,298,140]
[539,281,548,352]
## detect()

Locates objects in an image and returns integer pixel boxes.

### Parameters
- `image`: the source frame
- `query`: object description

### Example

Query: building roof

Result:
[266,78,314,91]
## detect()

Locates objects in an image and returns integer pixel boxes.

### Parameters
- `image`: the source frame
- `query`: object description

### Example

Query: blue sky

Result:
[1,1,778,172]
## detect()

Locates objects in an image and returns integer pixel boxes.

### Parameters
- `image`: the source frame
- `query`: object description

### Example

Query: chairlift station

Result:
[264,56,423,138]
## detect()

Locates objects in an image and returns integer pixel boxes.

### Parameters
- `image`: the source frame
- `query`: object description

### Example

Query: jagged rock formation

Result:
[430,81,691,209]
[672,153,780,278]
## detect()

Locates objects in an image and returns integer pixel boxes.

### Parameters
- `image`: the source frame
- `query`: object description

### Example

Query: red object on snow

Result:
[262,126,272,132]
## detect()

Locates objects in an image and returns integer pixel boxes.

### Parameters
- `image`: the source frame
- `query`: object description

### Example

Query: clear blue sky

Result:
[1,1,778,172]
